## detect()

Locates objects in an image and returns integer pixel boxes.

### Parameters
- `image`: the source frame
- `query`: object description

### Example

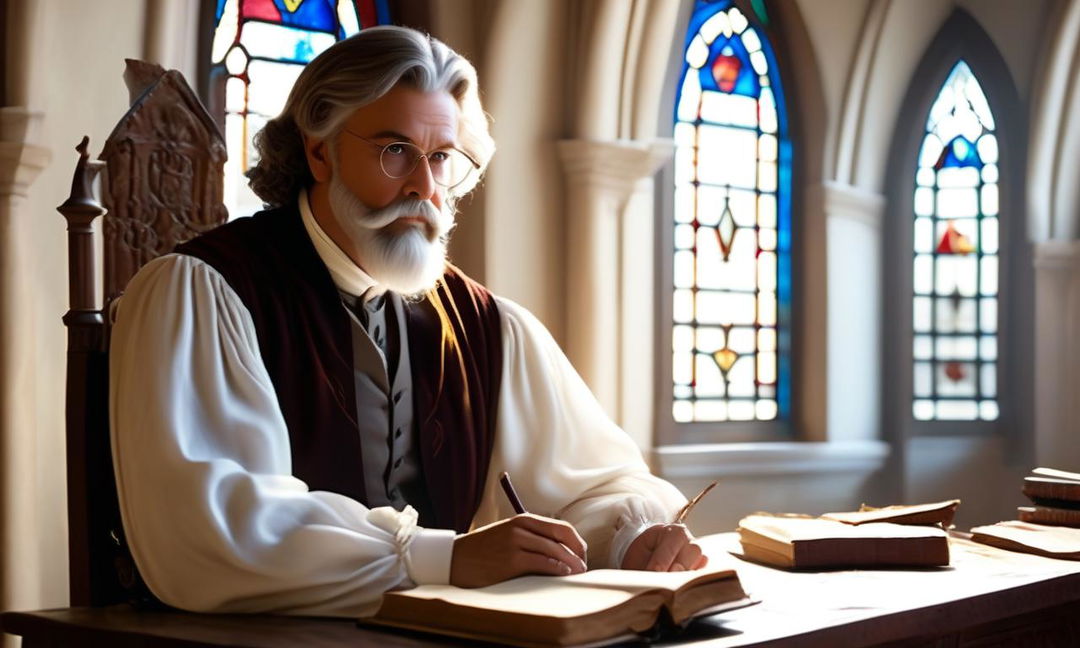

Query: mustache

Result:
[354,198,442,231]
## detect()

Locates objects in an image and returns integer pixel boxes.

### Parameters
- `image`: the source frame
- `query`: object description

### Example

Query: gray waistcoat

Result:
[342,291,433,520]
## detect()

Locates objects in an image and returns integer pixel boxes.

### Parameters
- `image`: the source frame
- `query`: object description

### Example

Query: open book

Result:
[737,514,950,569]
[363,565,750,647]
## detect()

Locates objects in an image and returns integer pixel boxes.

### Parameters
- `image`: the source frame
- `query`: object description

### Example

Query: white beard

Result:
[327,173,455,297]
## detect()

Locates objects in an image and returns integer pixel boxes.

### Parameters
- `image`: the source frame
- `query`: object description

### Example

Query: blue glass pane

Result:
[272,0,337,32]
[935,136,983,169]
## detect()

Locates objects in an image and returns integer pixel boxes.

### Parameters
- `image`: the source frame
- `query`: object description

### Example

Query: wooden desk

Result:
[4,534,1080,647]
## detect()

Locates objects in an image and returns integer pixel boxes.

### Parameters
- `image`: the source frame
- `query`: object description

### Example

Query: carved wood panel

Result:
[99,65,228,305]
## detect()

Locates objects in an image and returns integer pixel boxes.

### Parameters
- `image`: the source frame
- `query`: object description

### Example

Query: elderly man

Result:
[110,25,705,618]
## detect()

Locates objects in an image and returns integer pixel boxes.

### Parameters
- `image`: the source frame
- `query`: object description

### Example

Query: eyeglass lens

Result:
[380,142,472,187]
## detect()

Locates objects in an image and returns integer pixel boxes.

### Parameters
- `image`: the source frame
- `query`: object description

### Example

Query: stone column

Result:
[0,107,51,614]
[1033,240,1080,468]
[557,138,672,433]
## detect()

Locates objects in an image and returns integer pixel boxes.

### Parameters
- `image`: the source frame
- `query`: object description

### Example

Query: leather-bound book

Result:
[1018,506,1080,527]
[1023,467,1080,509]
[736,514,950,569]
[362,564,752,647]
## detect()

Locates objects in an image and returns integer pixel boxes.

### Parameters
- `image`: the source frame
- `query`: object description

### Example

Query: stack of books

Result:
[1017,467,1080,526]
[736,500,959,569]
[970,467,1080,560]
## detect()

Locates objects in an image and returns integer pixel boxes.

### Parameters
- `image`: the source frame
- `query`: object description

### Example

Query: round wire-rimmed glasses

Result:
[343,130,480,189]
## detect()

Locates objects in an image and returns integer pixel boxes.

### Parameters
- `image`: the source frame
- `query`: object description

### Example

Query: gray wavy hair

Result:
[247,25,495,207]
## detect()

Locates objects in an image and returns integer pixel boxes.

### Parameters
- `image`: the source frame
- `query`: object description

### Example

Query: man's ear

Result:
[303,134,333,183]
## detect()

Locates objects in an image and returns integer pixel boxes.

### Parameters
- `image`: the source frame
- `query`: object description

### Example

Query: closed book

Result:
[737,514,950,569]
[1017,505,1080,527]
[970,520,1080,560]
[1023,467,1080,507]
[362,565,751,648]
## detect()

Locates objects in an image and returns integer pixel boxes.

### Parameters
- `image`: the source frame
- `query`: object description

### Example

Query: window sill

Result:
[652,440,891,479]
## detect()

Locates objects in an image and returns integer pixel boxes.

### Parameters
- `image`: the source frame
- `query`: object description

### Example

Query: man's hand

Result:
[450,514,588,588]
[621,524,708,571]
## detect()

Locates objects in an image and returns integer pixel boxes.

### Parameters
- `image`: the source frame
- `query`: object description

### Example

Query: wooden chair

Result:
[0,60,422,648]
[61,59,230,608]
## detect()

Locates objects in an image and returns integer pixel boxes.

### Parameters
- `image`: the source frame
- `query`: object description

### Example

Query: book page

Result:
[1032,467,1080,483]
[741,515,948,542]
[386,577,642,618]
[564,565,735,592]
[820,500,958,526]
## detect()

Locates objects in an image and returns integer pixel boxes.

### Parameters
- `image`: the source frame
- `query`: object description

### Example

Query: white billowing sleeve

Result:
[473,297,689,569]
[109,254,454,618]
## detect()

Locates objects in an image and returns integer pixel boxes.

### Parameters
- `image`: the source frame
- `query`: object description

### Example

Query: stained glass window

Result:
[911,60,999,422]
[209,0,391,217]
[671,0,791,424]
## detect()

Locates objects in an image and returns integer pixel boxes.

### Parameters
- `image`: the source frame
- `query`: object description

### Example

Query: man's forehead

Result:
[344,87,460,141]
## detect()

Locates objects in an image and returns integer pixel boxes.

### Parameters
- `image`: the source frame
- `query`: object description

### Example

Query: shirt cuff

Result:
[406,528,456,585]
[609,518,655,569]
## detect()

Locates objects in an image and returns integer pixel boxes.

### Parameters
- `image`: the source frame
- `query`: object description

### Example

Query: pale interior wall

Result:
[4,0,199,611]
[477,0,568,343]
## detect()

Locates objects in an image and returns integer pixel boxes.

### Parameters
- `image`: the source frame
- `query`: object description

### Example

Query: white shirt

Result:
[109,195,686,617]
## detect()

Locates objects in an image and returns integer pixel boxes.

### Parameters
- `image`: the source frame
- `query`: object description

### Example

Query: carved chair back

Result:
[59,60,228,606]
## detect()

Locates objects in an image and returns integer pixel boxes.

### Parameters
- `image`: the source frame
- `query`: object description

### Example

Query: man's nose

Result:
[401,155,438,201]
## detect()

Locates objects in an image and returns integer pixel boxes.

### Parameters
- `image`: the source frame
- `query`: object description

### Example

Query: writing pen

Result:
[672,480,718,525]
[500,472,587,566]
[500,471,527,514]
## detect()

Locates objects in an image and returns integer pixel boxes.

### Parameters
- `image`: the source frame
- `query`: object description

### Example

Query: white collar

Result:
[298,188,387,302]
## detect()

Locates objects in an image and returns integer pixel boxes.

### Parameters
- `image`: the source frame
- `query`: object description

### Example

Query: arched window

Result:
[207,0,391,217]
[911,61,999,422]
[884,10,1031,442]
[669,0,792,429]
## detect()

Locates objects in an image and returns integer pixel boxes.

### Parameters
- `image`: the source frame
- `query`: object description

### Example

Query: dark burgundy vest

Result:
[175,205,502,532]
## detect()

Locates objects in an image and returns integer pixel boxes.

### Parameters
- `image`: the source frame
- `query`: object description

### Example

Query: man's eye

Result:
[385,144,407,155]
[429,151,451,164]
